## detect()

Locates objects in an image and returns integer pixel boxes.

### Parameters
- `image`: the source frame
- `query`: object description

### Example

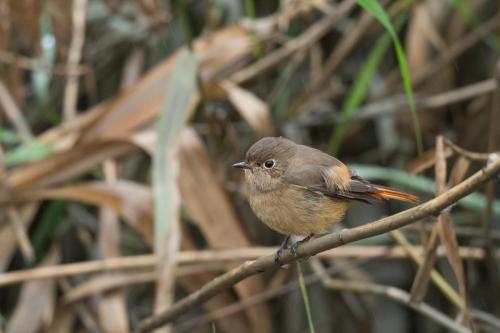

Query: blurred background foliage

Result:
[0,0,499,332]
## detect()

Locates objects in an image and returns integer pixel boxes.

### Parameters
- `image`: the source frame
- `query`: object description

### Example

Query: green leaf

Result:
[0,129,22,144]
[153,49,198,252]
[4,142,54,166]
[328,30,393,154]
[356,0,423,155]
[32,201,67,262]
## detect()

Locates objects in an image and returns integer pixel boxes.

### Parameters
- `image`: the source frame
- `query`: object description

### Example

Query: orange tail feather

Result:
[370,185,419,203]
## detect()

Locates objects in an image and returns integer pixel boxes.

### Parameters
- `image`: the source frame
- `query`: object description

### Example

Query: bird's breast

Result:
[247,185,350,236]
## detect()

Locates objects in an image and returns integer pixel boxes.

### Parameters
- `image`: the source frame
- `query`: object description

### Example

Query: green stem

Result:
[297,262,316,333]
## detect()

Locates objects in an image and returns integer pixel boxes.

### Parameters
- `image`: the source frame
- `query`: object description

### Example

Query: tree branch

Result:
[136,157,500,333]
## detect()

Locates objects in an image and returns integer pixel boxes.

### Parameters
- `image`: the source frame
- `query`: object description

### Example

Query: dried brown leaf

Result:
[24,181,154,244]
[0,204,38,271]
[5,140,138,190]
[406,3,447,76]
[96,160,129,333]
[448,156,470,187]
[406,146,453,175]
[7,248,59,333]
[435,137,467,303]
[410,136,447,303]
[177,128,272,333]
[78,26,255,142]
[437,213,466,299]
[179,230,251,333]
[43,305,74,333]
[221,80,274,138]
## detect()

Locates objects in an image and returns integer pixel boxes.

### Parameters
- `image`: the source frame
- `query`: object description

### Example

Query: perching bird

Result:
[233,137,418,262]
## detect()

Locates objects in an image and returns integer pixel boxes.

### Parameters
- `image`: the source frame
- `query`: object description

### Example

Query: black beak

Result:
[232,161,251,170]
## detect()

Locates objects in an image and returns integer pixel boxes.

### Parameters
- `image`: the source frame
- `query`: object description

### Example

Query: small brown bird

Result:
[233,137,418,262]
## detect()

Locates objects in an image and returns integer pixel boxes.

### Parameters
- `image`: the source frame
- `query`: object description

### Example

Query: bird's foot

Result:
[290,234,314,258]
[275,236,291,266]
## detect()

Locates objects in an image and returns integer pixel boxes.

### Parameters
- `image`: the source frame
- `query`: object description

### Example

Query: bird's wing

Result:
[285,165,382,203]
[283,144,385,203]
[283,145,369,201]
[283,145,418,203]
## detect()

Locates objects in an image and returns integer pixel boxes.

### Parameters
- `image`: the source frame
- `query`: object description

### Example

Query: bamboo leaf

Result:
[153,49,198,252]
[4,142,54,167]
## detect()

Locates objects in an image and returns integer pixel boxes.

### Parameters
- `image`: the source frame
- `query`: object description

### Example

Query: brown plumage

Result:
[233,137,418,258]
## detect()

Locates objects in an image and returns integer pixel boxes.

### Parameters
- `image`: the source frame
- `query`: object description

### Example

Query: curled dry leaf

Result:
[221,80,274,138]
[77,26,256,143]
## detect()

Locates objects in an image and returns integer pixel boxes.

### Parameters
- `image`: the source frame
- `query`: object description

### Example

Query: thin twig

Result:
[410,136,448,303]
[391,230,463,309]
[384,11,500,90]
[444,138,499,162]
[136,158,500,332]
[0,245,500,286]
[174,257,369,333]
[230,0,356,84]
[1,245,495,287]
[63,0,87,120]
[356,79,497,120]
[0,49,90,76]
[310,260,470,333]
[327,279,470,333]
[7,207,34,262]
[0,79,33,141]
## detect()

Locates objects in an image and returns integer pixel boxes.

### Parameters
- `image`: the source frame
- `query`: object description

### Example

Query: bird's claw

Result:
[274,235,314,265]
[274,250,283,266]
[290,234,313,259]
[290,242,300,257]
[274,235,291,266]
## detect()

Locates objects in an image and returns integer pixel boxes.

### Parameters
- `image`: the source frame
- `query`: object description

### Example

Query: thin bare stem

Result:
[1,245,495,287]
[230,0,356,84]
[310,260,470,333]
[63,0,87,120]
[444,138,499,162]
[0,79,32,141]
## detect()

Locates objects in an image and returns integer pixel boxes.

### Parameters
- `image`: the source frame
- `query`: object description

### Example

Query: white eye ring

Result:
[263,159,275,169]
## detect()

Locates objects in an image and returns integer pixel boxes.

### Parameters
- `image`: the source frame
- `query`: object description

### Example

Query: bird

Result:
[232,137,419,263]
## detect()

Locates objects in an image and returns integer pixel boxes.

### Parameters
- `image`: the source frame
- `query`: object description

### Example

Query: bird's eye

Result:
[264,159,275,169]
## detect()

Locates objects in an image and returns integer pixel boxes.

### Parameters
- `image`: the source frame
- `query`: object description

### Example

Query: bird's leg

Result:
[290,234,314,257]
[275,235,291,265]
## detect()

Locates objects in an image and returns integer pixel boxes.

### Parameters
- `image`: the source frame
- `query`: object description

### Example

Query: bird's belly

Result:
[248,186,350,236]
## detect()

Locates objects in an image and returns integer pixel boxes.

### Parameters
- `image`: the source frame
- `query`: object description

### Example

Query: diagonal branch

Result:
[136,157,500,333]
